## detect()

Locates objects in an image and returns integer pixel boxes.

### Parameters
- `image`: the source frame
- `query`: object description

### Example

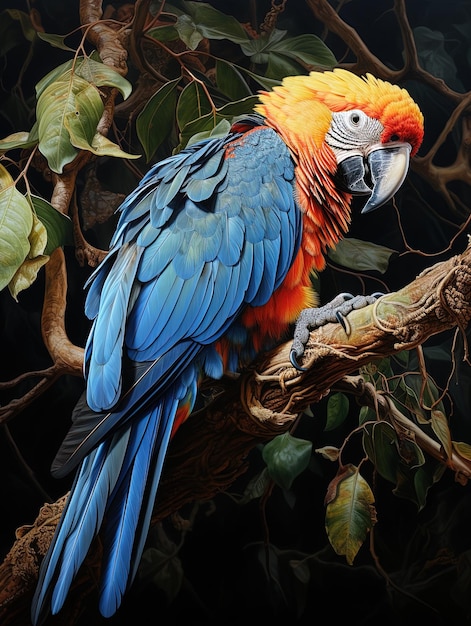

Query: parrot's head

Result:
[255,68,424,216]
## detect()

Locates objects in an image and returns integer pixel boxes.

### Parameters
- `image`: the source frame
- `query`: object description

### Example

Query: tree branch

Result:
[2,240,471,625]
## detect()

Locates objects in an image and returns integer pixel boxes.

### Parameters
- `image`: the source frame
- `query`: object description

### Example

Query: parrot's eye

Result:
[326,110,383,153]
[350,111,361,125]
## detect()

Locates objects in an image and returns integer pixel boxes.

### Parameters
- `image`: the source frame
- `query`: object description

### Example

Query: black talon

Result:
[290,349,307,372]
[335,311,348,331]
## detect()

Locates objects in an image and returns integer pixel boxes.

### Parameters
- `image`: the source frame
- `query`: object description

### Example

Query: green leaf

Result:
[37,32,76,51]
[358,405,375,426]
[91,134,141,159]
[178,95,258,149]
[215,59,252,100]
[268,33,337,69]
[36,58,137,169]
[0,164,16,191]
[400,372,446,422]
[0,10,24,57]
[31,195,74,254]
[325,392,349,431]
[414,26,465,92]
[35,60,73,96]
[174,14,205,50]
[167,1,249,47]
[4,9,36,44]
[140,540,183,604]
[0,131,37,152]
[176,80,213,131]
[239,467,272,504]
[262,432,312,490]
[214,96,260,118]
[77,57,132,100]
[65,114,141,160]
[238,67,281,90]
[37,72,104,173]
[265,54,306,80]
[146,24,180,43]
[325,464,376,565]
[136,78,180,162]
[8,213,48,300]
[185,118,231,147]
[0,165,33,291]
[240,28,286,61]
[178,114,219,150]
[36,57,132,101]
[393,459,442,511]
[328,237,397,274]
[394,349,410,368]
[362,421,400,484]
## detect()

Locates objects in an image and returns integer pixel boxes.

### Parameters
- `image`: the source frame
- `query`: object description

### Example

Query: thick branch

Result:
[1,242,471,624]
[154,241,471,518]
[79,0,129,74]
[306,0,465,103]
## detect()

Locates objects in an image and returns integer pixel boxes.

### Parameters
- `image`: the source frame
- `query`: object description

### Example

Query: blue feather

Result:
[31,431,129,622]
[99,406,164,616]
[151,164,190,212]
[185,161,228,202]
[31,117,304,625]
[86,245,143,411]
[244,240,265,304]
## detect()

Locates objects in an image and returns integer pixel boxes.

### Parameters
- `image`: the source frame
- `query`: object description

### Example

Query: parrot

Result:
[31,68,424,624]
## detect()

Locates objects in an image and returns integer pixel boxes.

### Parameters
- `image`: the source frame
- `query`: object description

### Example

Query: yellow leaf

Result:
[90,133,141,159]
[452,440,471,461]
[315,445,340,462]
[0,162,15,190]
[325,464,376,565]
[431,409,452,459]
[29,212,48,257]
[8,214,49,299]
[0,169,34,291]
[8,255,49,300]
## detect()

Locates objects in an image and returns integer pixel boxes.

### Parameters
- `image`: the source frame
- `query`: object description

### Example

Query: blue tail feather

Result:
[98,400,175,617]
[31,432,129,624]
[31,375,191,625]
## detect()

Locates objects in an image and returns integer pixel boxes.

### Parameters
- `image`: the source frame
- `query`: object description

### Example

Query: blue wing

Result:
[31,116,301,624]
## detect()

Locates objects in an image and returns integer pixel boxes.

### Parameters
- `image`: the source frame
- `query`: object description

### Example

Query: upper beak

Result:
[336,143,412,214]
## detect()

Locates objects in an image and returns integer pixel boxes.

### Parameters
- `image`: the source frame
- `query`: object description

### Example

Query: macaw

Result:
[31,68,423,624]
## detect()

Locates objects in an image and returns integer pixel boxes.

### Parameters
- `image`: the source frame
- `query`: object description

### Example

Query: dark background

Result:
[1,1,471,624]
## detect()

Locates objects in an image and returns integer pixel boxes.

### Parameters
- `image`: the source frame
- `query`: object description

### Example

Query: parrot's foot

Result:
[290,292,382,371]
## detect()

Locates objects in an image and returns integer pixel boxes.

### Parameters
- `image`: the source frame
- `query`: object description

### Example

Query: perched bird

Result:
[31,68,424,623]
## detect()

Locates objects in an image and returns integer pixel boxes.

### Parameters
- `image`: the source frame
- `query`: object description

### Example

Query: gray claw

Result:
[290,292,380,371]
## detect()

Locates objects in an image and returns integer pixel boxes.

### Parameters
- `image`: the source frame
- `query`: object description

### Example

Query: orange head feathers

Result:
[255,68,424,157]
[245,69,424,341]
[254,68,424,267]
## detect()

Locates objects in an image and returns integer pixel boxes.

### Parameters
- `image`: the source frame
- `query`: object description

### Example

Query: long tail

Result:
[31,393,179,626]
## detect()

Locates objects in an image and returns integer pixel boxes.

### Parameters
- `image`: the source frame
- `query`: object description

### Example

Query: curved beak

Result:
[336,143,412,214]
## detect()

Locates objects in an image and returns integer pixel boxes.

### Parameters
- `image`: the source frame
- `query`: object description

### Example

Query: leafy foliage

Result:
[325,463,376,565]
[1,1,471,623]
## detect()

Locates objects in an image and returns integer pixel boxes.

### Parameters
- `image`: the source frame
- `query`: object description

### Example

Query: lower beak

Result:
[336,143,412,213]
